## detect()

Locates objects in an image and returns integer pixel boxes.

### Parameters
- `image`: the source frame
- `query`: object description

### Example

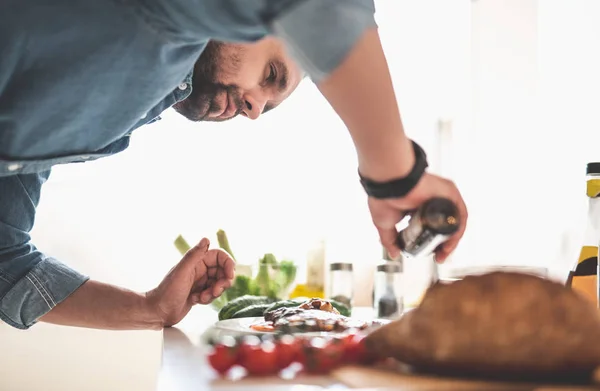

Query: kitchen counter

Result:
[157,305,600,391]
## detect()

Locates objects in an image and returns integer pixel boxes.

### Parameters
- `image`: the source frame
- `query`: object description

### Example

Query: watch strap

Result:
[358,140,428,199]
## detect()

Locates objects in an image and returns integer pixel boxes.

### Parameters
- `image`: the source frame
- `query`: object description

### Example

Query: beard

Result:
[173,41,244,122]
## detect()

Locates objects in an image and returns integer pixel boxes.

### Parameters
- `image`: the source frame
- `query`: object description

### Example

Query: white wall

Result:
[451,0,542,270]
[537,0,600,270]
[452,0,600,281]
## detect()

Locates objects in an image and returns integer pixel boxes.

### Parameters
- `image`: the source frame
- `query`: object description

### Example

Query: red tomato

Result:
[302,337,345,374]
[239,339,279,376]
[207,338,239,375]
[276,335,302,369]
[341,333,366,364]
[346,333,382,365]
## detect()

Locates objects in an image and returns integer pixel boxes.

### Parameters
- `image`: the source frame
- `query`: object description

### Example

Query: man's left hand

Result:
[145,238,235,327]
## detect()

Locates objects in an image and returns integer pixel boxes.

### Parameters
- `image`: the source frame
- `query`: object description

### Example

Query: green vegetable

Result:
[216,229,236,261]
[218,295,275,321]
[210,295,229,311]
[225,275,256,301]
[275,260,297,293]
[263,299,304,315]
[260,253,278,265]
[254,256,280,298]
[230,303,273,319]
[174,235,191,256]
[329,299,351,317]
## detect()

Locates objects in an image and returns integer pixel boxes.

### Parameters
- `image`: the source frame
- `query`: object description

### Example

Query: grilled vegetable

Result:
[230,303,273,319]
[329,299,351,317]
[263,299,306,315]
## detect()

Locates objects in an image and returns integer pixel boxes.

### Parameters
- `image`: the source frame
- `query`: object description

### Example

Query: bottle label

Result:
[401,231,450,258]
[575,246,598,271]
[587,179,600,198]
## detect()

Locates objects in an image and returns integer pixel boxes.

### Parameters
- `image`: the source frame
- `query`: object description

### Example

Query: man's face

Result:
[173,37,303,122]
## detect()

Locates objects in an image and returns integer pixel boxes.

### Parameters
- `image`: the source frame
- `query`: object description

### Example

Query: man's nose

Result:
[241,95,265,120]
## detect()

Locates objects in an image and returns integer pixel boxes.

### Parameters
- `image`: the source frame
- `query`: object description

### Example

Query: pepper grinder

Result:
[373,260,403,320]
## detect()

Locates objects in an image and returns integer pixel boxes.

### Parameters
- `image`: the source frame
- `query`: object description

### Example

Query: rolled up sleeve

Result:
[271,0,377,83]
[0,172,88,329]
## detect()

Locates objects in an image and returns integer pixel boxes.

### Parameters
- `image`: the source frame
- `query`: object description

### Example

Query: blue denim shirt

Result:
[0,0,376,329]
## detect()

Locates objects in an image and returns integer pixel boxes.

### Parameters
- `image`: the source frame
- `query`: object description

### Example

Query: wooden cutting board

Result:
[331,365,600,391]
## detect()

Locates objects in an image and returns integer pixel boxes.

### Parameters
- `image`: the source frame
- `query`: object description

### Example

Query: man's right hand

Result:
[315,27,468,262]
[368,172,468,262]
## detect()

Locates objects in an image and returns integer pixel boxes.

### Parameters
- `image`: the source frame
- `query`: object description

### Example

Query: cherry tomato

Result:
[346,333,382,365]
[302,337,345,374]
[276,334,302,369]
[237,335,264,362]
[239,337,279,376]
[206,336,239,375]
[339,333,365,364]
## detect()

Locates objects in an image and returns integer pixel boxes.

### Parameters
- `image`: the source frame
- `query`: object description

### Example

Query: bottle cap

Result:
[587,162,600,175]
[329,262,353,272]
[377,261,402,273]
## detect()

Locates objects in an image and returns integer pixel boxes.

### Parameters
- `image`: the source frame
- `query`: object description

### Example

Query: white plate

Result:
[209,316,391,339]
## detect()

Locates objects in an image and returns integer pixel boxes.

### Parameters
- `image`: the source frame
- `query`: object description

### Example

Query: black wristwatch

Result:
[358,140,428,199]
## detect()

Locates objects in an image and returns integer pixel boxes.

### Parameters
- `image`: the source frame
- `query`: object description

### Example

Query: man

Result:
[0,0,467,331]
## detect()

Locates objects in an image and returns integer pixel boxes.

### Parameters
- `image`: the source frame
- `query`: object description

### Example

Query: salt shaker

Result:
[328,262,353,309]
[373,261,403,319]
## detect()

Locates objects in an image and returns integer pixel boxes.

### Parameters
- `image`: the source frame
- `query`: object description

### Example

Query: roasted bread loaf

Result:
[365,272,600,381]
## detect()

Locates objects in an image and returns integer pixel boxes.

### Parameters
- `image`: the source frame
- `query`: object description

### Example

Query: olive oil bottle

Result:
[566,162,600,306]
[289,238,326,299]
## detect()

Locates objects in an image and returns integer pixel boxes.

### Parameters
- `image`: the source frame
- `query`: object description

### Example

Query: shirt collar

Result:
[173,71,194,103]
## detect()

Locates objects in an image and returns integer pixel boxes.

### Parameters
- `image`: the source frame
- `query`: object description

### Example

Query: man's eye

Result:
[267,63,277,83]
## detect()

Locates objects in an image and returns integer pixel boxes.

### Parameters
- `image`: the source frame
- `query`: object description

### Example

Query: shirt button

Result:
[7,163,22,171]
[178,83,188,90]
[141,113,147,119]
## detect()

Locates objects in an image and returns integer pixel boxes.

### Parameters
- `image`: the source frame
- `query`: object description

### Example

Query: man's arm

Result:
[0,172,234,330]
[0,171,89,329]
[317,28,415,181]
[269,1,468,259]
[39,280,161,330]
[0,171,161,330]
[42,239,234,330]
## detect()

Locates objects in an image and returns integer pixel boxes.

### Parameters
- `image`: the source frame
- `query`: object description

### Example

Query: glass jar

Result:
[373,261,404,320]
[328,262,353,309]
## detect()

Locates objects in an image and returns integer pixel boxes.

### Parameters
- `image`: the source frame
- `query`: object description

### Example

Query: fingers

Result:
[377,226,400,259]
[179,238,210,272]
[203,249,236,279]
[435,188,468,263]
[219,251,235,280]
[211,278,232,297]
[191,279,233,305]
